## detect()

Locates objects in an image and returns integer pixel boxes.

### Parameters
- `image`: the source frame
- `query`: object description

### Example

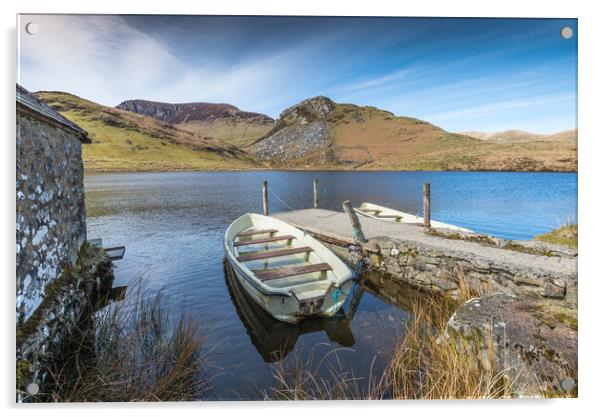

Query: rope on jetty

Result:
[268,187,302,211]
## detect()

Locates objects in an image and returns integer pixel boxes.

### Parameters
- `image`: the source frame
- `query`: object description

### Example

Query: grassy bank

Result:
[535,224,578,248]
[266,279,499,400]
[380,287,506,399]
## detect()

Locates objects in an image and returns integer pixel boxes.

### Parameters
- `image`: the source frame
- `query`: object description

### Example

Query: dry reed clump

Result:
[267,272,519,400]
[381,295,507,399]
[44,283,210,402]
[380,271,512,399]
[535,223,578,248]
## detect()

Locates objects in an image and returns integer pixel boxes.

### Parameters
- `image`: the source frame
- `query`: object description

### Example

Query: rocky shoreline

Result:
[311,225,577,398]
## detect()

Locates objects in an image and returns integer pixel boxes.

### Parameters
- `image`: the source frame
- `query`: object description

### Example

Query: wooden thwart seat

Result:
[237,246,313,262]
[238,228,278,237]
[234,235,295,247]
[254,263,332,281]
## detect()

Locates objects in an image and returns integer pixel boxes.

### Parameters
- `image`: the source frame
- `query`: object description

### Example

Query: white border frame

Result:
[2,1,599,416]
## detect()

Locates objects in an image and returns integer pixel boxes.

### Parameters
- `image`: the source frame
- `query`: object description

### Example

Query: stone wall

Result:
[311,229,578,398]
[317,234,576,310]
[321,236,578,397]
[366,237,577,309]
[16,108,87,326]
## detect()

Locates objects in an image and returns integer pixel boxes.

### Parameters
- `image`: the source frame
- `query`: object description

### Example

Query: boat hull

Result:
[225,254,353,323]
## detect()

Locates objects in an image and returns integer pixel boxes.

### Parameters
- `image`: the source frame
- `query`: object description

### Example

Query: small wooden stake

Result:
[262,181,269,216]
[313,178,319,209]
[343,200,367,243]
[423,182,431,228]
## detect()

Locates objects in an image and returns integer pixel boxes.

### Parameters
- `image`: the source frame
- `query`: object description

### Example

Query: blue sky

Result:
[19,15,577,133]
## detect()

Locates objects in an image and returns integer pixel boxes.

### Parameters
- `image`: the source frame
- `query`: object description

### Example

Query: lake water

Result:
[84,170,577,399]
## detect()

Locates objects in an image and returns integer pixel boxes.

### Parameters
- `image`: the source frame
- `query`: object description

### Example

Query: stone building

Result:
[16,84,89,326]
[16,84,114,396]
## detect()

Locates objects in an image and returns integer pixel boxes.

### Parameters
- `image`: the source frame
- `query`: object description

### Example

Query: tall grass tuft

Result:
[379,271,512,399]
[45,282,210,402]
[535,223,578,248]
[381,295,506,399]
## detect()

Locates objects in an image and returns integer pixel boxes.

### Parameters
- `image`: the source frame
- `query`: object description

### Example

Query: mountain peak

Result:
[116,99,274,125]
[279,96,336,122]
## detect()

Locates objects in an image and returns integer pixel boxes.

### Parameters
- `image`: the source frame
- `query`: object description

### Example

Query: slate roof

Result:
[16,84,89,142]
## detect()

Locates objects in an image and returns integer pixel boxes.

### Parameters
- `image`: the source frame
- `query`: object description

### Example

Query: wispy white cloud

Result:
[19,15,184,105]
[17,15,325,115]
[423,93,575,121]
[338,68,414,93]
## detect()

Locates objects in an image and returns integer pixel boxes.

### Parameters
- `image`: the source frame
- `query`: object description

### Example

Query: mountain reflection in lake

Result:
[85,171,576,399]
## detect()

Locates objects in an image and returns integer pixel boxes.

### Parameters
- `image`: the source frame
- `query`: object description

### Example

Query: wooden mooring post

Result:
[423,182,431,228]
[342,200,367,244]
[313,178,319,209]
[262,181,269,216]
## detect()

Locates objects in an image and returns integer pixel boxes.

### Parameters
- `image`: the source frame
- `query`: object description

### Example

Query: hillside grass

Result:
[68,113,254,172]
[177,120,272,148]
[36,92,258,172]
[327,105,577,172]
[535,224,578,248]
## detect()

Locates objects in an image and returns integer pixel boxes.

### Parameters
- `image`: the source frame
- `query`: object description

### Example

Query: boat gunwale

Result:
[224,213,354,299]
[355,202,474,233]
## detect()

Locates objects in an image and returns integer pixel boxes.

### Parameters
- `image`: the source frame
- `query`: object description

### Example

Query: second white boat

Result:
[355,202,473,233]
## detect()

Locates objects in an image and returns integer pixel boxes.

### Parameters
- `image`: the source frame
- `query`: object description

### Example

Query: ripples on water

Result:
[84,170,577,399]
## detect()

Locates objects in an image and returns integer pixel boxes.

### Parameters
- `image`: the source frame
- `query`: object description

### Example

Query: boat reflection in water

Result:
[225,260,432,363]
[224,261,355,362]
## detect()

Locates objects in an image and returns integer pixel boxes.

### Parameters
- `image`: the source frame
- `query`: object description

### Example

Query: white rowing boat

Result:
[355,202,473,233]
[224,213,354,323]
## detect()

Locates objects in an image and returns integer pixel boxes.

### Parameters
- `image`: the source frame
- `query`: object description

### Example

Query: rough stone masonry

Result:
[16,85,114,397]
[16,85,89,326]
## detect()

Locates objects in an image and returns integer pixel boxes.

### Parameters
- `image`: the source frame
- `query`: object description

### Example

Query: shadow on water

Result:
[224,259,432,365]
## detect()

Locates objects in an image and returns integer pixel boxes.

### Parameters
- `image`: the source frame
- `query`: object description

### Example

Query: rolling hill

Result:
[247,96,577,171]
[35,92,258,172]
[116,99,274,147]
[35,92,577,172]
[461,129,577,143]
